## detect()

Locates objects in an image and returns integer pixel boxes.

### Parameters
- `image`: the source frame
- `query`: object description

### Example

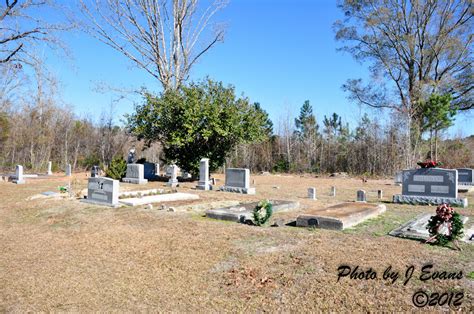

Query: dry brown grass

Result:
[0,173,473,311]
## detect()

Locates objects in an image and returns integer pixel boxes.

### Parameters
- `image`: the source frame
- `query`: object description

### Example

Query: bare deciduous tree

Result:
[0,0,68,65]
[80,0,227,91]
[334,0,473,166]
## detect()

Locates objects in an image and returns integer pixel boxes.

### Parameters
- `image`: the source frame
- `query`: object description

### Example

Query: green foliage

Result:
[421,93,457,134]
[80,154,101,169]
[427,211,464,247]
[294,100,318,140]
[105,156,127,180]
[127,78,271,175]
[252,200,273,226]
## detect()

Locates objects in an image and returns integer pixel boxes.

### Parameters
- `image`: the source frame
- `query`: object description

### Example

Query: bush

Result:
[106,156,127,180]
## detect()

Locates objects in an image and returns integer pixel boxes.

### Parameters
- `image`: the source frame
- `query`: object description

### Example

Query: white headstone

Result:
[13,165,25,184]
[357,190,366,202]
[197,158,210,190]
[65,164,72,176]
[330,186,336,197]
[308,187,317,200]
[47,161,52,175]
[167,165,179,187]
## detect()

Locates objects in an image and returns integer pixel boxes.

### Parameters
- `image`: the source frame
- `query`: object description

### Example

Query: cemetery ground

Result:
[0,173,473,311]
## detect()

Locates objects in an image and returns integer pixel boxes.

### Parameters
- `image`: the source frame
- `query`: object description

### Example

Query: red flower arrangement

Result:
[417,160,441,168]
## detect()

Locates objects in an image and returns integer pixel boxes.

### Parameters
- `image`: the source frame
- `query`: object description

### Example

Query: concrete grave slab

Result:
[119,192,199,206]
[119,188,164,198]
[206,200,300,223]
[389,213,469,242]
[296,202,387,230]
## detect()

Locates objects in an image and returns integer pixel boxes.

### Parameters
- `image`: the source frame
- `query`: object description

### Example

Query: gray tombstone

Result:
[197,158,210,190]
[13,165,25,184]
[220,168,255,194]
[122,164,148,184]
[47,161,52,175]
[65,164,72,176]
[457,168,473,185]
[356,190,366,202]
[394,172,403,186]
[330,186,336,197]
[81,177,119,207]
[308,187,317,200]
[91,165,100,178]
[377,189,383,199]
[393,168,467,207]
[167,165,179,187]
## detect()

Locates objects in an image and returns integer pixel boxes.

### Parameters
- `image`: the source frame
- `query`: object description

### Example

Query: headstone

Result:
[377,189,383,199]
[457,168,474,185]
[356,190,366,202]
[330,186,336,197]
[122,164,148,184]
[143,162,158,180]
[81,177,119,207]
[220,168,255,194]
[308,187,317,200]
[65,164,72,176]
[394,172,403,186]
[13,165,25,184]
[155,163,160,176]
[392,168,467,207]
[211,177,216,185]
[196,158,210,190]
[91,165,100,178]
[167,165,179,187]
[47,161,52,175]
[183,172,192,179]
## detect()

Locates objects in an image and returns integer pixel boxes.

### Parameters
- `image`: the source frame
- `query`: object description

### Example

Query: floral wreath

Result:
[426,204,464,250]
[252,199,273,226]
[417,160,442,168]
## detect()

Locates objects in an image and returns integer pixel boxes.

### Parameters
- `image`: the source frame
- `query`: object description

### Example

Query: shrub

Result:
[106,156,127,180]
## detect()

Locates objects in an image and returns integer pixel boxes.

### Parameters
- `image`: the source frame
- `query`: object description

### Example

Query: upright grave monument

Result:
[394,172,403,186]
[82,177,119,207]
[143,162,159,180]
[122,164,148,184]
[393,168,467,207]
[220,168,255,194]
[65,164,72,176]
[167,165,179,187]
[196,158,211,190]
[457,168,474,190]
[47,161,52,175]
[308,187,317,200]
[13,165,25,184]
[91,165,100,178]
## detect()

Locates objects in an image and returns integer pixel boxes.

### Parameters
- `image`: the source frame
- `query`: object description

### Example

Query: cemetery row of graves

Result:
[1,153,473,311]
[4,156,474,243]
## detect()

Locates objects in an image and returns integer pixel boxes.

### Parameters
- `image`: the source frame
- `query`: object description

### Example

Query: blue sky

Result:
[46,0,473,137]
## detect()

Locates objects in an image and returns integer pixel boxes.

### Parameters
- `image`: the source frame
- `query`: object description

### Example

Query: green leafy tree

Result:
[127,78,271,176]
[105,156,127,180]
[421,93,457,161]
